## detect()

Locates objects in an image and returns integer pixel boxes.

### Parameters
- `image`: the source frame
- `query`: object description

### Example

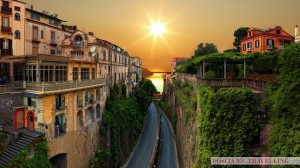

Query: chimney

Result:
[88,32,94,36]
[295,25,299,36]
[31,5,33,10]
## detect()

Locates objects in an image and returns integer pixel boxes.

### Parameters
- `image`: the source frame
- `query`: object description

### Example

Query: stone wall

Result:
[0,92,24,132]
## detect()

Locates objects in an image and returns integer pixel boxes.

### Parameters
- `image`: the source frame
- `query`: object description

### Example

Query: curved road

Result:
[158,106,177,168]
[126,102,159,168]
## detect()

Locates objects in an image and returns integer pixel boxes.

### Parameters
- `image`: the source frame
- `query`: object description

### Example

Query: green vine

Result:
[198,87,260,168]
[6,136,51,168]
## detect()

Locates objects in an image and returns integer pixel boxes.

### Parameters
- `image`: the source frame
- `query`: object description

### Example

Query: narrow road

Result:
[126,102,159,168]
[158,106,177,168]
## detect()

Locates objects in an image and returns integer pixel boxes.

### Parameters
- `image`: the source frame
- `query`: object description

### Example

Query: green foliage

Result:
[193,43,218,57]
[233,27,249,50]
[251,52,279,74]
[198,87,260,167]
[135,79,157,112]
[110,84,120,101]
[175,81,197,125]
[7,136,51,168]
[223,48,240,53]
[267,43,300,160]
[90,149,111,168]
[102,97,143,167]
[121,84,127,98]
[204,70,215,79]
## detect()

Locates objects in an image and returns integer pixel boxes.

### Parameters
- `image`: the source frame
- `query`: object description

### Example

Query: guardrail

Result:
[25,78,105,93]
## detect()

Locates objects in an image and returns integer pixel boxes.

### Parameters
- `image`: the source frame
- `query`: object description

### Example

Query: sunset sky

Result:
[24,0,300,72]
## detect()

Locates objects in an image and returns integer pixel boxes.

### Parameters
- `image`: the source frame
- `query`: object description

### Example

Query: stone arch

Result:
[77,110,83,128]
[50,153,67,168]
[86,107,94,123]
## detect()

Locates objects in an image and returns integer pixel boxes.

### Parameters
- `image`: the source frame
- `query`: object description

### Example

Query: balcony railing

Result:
[0,49,12,56]
[72,41,85,48]
[1,26,12,33]
[198,79,244,87]
[1,7,12,14]
[70,54,83,60]
[245,79,268,91]
[50,40,57,46]
[25,78,105,93]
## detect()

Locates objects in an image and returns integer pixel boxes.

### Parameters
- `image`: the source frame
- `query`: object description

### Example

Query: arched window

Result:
[15,30,20,39]
[14,13,20,21]
[85,91,88,103]
[41,30,44,39]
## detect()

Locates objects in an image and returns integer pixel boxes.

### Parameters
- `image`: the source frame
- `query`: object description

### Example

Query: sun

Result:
[150,22,165,37]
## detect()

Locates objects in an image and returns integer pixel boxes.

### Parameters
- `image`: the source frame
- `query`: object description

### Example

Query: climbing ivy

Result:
[7,136,51,168]
[198,87,260,167]
[267,43,300,164]
[175,81,197,125]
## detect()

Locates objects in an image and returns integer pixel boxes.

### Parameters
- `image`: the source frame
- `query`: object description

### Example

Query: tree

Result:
[233,27,249,50]
[121,84,127,98]
[193,43,218,57]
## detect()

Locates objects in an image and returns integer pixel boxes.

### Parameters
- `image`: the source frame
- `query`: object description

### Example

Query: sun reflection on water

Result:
[147,73,164,93]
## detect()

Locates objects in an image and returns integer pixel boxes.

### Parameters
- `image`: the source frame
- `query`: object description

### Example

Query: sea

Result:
[147,73,164,93]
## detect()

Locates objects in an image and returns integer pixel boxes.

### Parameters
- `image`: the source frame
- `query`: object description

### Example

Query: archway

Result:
[86,107,94,123]
[77,110,83,128]
[27,110,35,131]
[96,104,101,119]
[14,108,25,130]
[49,153,67,168]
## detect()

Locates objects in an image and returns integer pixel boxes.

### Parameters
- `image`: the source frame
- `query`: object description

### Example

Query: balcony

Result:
[25,78,106,94]
[1,7,12,14]
[0,49,12,56]
[1,26,11,33]
[72,41,85,48]
[50,40,57,46]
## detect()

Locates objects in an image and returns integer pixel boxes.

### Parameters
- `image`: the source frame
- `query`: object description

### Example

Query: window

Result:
[30,12,40,21]
[73,68,78,81]
[247,42,252,49]
[70,51,83,58]
[92,68,95,79]
[51,31,56,42]
[27,97,32,106]
[267,39,274,48]
[242,44,246,51]
[14,13,20,21]
[39,65,54,82]
[14,6,20,11]
[14,30,20,39]
[2,17,9,27]
[55,114,66,137]
[81,68,90,80]
[55,66,67,82]
[25,65,37,82]
[2,1,9,8]
[41,30,44,39]
[77,111,83,128]
[276,29,281,35]
[255,40,260,48]
[85,91,89,103]
[3,39,10,49]
[51,49,56,55]
[77,92,83,107]
[33,26,38,39]
[49,18,58,26]
[56,94,66,110]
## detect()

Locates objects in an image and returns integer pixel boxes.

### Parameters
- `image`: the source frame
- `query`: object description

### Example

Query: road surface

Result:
[126,102,159,168]
[158,106,177,168]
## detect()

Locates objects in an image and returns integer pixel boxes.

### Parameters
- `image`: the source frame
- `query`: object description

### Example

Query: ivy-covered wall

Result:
[198,87,260,167]
[267,43,300,160]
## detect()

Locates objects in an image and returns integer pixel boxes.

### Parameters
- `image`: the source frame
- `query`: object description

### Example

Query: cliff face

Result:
[163,82,199,168]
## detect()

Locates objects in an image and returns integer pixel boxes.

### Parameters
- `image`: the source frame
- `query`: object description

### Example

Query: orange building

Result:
[240,26,294,54]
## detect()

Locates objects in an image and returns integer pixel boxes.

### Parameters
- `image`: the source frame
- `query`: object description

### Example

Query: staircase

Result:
[0,128,43,168]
